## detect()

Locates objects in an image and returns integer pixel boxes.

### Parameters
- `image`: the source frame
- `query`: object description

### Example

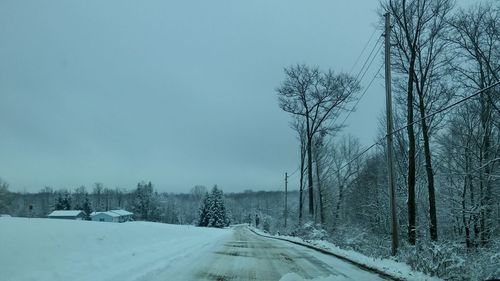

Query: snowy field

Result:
[0,217,232,281]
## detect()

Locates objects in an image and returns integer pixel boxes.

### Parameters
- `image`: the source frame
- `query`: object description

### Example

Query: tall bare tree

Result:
[277,64,360,218]
[291,117,307,223]
[448,2,500,245]
[383,0,453,243]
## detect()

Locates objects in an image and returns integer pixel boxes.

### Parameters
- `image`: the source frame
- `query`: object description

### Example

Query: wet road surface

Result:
[193,225,388,281]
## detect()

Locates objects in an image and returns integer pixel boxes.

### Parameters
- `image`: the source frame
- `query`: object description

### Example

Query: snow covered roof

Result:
[103,212,121,218]
[109,210,133,216]
[91,211,120,218]
[48,210,83,217]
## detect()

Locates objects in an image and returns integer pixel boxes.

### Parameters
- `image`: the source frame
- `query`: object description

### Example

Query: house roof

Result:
[91,211,120,218]
[109,210,133,216]
[48,210,83,217]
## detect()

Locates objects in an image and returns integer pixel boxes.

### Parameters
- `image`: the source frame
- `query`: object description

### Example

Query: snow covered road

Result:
[189,225,388,281]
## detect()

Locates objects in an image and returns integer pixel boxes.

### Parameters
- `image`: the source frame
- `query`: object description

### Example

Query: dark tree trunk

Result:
[307,137,314,216]
[479,90,492,245]
[299,143,306,224]
[417,91,438,241]
[407,54,417,245]
[314,150,325,224]
[335,184,343,223]
[462,180,470,248]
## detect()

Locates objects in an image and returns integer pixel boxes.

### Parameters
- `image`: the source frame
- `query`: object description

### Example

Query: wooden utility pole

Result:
[385,12,399,256]
[284,172,288,228]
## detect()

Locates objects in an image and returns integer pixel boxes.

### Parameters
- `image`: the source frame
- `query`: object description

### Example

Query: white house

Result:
[48,210,85,220]
[91,211,120,222]
[109,210,134,222]
[91,209,134,223]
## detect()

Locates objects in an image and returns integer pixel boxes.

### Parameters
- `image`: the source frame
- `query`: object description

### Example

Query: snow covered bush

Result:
[397,239,500,280]
[327,225,390,258]
[397,241,467,279]
[290,222,329,240]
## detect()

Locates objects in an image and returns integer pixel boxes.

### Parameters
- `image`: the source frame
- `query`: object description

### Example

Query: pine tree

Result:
[82,196,92,220]
[0,180,12,213]
[132,181,161,221]
[198,192,211,227]
[54,192,71,210]
[198,185,230,228]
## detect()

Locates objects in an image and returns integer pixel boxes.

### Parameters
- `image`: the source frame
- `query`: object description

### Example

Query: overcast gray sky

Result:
[1,0,387,193]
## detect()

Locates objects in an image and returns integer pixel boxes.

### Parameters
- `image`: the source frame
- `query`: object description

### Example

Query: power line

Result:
[287,166,300,178]
[354,36,383,83]
[390,80,500,137]
[325,36,383,132]
[339,63,384,129]
[321,62,383,152]
[326,81,500,175]
[356,41,384,85]
[322,42,384,150]
[349,28,379,74]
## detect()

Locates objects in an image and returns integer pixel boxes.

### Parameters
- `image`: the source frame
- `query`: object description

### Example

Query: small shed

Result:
[91,211,120,222]
[48,210,85,220]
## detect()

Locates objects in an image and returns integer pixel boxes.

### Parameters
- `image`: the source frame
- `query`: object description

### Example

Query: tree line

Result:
[0,179,298,231]
[275,0,498,279]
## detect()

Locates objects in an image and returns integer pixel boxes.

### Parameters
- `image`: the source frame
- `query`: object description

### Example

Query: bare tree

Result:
[277,64,360,218]
[312,130,329,224]
[329,135,363,227]
[382,0,453,244]
[93,182,104,211]
[291,117,307,223]
[447,2,500,245]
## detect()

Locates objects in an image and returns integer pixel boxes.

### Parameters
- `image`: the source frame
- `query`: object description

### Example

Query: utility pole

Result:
[385,12,399,256]
[284,172,288,228]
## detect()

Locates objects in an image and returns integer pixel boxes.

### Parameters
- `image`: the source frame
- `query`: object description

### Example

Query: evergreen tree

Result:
[198,192,211,227]
[54,191,71,210]
[198,185,229,228]
[82,196,92,220]
[132,181,161,221]
[0,180,12,213]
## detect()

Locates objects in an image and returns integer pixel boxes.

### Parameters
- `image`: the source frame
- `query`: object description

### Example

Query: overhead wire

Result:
[286,28,383,180]
[325,81,500,176]
[321,33,384,152]
[324,34,384,132]
[349,28,379,74]
[338,63,384,130]
[287,166,300,178]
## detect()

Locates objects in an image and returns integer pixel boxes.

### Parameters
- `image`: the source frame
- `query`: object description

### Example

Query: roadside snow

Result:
[279,273,350,281]
[252,227,442,281]
[0,217,232,281]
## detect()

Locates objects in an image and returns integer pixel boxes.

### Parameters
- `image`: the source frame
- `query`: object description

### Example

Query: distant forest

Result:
[0,181,298,233]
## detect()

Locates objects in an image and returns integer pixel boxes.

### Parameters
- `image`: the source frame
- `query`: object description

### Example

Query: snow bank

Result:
[0,217,231,281]
[279,273,350,281]
[251,227,441,281]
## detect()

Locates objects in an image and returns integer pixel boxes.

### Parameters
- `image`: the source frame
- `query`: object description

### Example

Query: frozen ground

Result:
[1,218,389,281]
